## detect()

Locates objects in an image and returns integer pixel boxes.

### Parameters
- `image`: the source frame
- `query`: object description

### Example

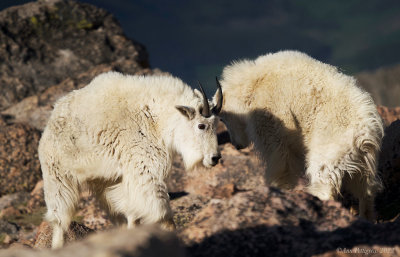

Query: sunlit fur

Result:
[39,72,219,249]
[216,50,383,221]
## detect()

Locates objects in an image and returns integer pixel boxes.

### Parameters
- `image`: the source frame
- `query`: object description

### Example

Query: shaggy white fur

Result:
[216,50,383,221]
[39,72,220,248]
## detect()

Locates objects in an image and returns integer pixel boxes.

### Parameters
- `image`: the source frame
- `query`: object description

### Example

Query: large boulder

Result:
[180,185,353,242]
[1,225,184,257]
[0,0,149,111]
[182,186,400,257]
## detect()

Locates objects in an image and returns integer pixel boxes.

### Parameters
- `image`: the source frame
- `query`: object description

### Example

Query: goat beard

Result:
[183,156,205,171]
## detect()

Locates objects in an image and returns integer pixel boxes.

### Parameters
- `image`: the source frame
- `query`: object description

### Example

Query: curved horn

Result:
[212,77,223,114]
[197,81,211,117]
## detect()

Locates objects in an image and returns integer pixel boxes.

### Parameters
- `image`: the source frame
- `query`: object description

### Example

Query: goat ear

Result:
[193,89,202,97]
[176,105,195,120]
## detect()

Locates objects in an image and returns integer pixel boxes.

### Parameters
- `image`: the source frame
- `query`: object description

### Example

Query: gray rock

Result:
[0,193,30,212]
[0,0,149,111]
[0,220,19,236]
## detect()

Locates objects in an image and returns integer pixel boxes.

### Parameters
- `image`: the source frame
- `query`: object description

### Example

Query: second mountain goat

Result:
[215,50,384,221]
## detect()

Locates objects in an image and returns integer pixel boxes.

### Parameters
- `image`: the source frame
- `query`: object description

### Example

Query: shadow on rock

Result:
[169,191,189,200]
[187,218,400,257]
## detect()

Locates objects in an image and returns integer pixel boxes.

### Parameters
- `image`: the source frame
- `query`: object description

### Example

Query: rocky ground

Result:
[0,1,400,257]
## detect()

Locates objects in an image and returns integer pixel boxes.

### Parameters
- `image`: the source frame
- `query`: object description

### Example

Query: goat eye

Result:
[198,124,206,130]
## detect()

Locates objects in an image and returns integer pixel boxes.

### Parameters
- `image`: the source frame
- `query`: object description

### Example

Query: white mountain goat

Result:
[38,71,223,248]
[214,50,383,220]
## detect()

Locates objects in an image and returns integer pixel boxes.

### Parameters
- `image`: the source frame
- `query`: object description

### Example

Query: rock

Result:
[0,193,30,215]
[168,143,264,199]
[29,180,43,197]
[3,242,31,251]
[0,183,45,248]
[0,0,149,111]
[34,221,94,249]
[167,156,188,193]
[26,181,45,212]
[167,141,265,231]
[0,96,49,132]
[0,220,20,248]
[0,189,44,249]
[2,235,11,245]
[376,120,400,221]
[170,193,209,229]
[180,186,354,245]
[0,207,22,219]
[75,192,113,231]
[15,228,38,249]
[210,183,236,199]
[182,186,400,257]
[3,225,185,257]
[0,116,6,127]
[0,122,41,196]
[0,220,19,237]
[377,106,400,126]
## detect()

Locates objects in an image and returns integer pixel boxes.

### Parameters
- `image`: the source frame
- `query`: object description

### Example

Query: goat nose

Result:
[211,154,221,165]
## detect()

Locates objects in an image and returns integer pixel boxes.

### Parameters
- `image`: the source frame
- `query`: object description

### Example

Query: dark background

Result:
[2,0,400,94]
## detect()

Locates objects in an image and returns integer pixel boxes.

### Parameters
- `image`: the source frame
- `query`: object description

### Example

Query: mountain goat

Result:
[39,71,223,248]
[214,50,383,220]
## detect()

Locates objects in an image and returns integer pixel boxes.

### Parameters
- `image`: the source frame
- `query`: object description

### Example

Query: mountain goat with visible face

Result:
[215,50,383,221]
[39,72,222,248]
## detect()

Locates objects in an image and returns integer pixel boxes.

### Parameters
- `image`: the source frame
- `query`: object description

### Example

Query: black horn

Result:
[212,77,223,114]
[197,81,211,117]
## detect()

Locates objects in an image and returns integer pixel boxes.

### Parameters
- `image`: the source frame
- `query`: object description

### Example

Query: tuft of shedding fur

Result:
[216,50,383,221]
[39,72,220,248]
